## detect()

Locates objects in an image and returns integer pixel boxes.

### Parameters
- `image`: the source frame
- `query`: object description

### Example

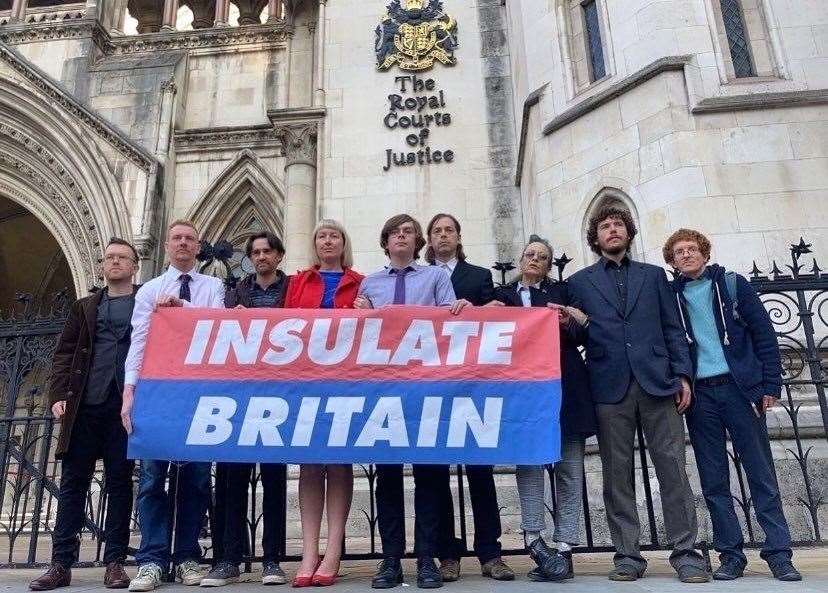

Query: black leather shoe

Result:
[416,558,443,589]
[713,557,745,581]
[770,560,802,581]
[526,538,568,582]
[372,558,403,589]
[560,551,574,579]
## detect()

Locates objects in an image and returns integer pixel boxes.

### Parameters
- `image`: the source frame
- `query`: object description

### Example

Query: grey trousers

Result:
[516,438,585,545]
[596,380,704,571]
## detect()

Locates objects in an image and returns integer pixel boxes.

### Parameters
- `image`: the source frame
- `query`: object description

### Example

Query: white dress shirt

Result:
[434,257,458,274]
[517,280,541,308]
[124,264,225,386]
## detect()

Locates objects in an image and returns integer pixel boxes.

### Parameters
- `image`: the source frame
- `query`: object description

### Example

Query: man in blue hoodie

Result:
[664,228,800,582]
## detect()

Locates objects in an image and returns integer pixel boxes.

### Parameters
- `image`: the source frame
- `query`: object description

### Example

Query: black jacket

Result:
[224,271,288,309]
[495,278,597,438]
[447,259,495,306]
[568,259,692,404]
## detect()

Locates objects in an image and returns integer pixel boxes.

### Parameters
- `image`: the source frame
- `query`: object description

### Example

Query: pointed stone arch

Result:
[187,149,286,246]
[0,66,137,294]
[581,186,644,261]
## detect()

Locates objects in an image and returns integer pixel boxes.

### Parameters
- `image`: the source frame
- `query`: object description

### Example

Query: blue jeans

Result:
[135,460,211,567]
[686,377,792,567]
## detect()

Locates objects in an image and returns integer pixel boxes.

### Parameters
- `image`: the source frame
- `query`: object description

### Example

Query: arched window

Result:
[559,0,612,93]
[582,188,643,261]
[709,0,777,80]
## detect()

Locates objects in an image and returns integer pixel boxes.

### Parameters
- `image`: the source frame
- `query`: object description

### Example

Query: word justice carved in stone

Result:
[382,75,455,171]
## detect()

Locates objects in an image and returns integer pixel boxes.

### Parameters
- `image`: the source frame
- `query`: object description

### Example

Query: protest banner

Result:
[128,306,562,464]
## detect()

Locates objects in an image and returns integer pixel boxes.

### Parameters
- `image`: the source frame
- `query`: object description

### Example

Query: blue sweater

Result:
[682,276,730,379]
[672,264,782,403]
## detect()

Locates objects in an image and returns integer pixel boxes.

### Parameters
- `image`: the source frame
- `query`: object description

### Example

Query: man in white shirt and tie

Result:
[121,220,225,592]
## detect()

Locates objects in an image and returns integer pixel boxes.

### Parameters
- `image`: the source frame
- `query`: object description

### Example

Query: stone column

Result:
[9,0,28,24]
[213,0,229,27]
[155,78,178,162]
[277,123,318,273]
[313,0,326,107]
[266,0,281,22]
[161,0,179,30]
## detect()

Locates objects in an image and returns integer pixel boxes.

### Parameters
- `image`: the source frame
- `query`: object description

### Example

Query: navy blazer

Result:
[567,259,692,404]
[495,278,597,438]
[446,259,495,306]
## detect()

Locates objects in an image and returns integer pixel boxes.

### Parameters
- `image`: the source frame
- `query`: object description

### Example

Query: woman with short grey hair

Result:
[491,235,596,582]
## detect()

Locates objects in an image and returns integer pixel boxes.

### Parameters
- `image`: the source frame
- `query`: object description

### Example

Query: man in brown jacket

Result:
[30,238,140,591]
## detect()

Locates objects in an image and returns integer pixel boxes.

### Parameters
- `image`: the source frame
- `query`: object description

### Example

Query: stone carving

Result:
[235,0,268,25]
[181,0,217,29]
[108,22,291,55]
[375,0,458,72]
[274,122,317,167]
[127,0,164,34]
[0,41,157,171]
[174,125,283,152]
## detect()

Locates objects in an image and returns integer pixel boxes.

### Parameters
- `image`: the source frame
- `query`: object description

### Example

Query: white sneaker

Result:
[129,564,163,592]
[177,560,205,586]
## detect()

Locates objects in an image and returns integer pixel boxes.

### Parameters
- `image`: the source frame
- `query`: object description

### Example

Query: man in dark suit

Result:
[424,213,514,582]
[30,238,140,591]
[567,206,709,583]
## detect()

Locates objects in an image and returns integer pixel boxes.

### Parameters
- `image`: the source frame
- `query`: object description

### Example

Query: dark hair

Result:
[425,213,467,264]
[586,205,638,255]
[106,237,139,263]
[521,234,554,277]
[245,231,285,258]
[662,228,712,267]
[380,213,426,259]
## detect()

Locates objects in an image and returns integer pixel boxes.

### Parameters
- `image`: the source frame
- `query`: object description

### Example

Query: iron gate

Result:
[1,240,825,568]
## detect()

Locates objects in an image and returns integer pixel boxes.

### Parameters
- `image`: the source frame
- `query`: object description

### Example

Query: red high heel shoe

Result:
[292,561,321,588]
[311,563,340,587]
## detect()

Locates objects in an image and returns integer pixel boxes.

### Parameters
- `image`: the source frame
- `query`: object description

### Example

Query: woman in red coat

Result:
[284,219,363,587]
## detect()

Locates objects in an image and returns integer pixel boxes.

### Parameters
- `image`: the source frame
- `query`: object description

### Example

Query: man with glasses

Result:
[122,220,226,592]
[30,239,141,591]
[355,214,470,589]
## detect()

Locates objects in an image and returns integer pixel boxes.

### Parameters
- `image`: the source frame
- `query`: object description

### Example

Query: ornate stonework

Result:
[274,122,318,167]
[108,22,291,55]
[0,41,157,171]
[174,124,284,153]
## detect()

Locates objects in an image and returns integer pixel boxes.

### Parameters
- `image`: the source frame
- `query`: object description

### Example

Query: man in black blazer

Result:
[424,213,514,582]
[567,206,709,583]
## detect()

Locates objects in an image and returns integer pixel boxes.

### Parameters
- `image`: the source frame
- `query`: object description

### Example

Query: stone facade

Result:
[0,0,826,557]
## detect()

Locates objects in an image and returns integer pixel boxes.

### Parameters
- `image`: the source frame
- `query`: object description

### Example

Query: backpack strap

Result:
[723,271,741,321]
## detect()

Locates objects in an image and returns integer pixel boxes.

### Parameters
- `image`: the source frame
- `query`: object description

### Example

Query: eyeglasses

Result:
[522,251,550,262]
[673,246,701,257]
[103,254,135,263]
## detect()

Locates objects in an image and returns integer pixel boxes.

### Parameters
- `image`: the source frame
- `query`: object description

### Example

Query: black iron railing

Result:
[1,240,825,568]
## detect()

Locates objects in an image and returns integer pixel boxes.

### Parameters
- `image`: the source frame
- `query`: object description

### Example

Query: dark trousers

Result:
[52,391,134,567]
[376,464,449,559]
[213,463,287,565]
[436,465,502,564]
[595,380,704,572]
[686,376,792,566]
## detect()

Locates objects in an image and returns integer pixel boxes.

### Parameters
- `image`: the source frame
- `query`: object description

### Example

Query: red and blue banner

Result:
[128,306,562,464]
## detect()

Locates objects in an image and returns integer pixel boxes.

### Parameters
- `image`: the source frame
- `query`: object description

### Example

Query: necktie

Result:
[179,273,192,302]
[392,267,411,305]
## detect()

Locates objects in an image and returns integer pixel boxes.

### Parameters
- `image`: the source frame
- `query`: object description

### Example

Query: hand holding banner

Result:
[128,306,562,464]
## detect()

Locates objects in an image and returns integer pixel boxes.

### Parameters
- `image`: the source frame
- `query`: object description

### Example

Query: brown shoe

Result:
[481,558,515,581]
[439,558,461,582]
[30,565,71,591]
[105,562,131,589]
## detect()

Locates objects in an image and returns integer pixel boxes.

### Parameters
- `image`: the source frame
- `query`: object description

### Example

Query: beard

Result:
[601,240,629,256]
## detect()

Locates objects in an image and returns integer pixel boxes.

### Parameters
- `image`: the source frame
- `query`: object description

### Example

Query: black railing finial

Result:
[492,261,516,287]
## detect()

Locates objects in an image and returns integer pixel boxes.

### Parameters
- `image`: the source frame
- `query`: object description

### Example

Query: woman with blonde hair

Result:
[283,219,363,587]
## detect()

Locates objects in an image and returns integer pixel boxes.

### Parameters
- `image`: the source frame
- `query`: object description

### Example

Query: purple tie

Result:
[392,267,411,305]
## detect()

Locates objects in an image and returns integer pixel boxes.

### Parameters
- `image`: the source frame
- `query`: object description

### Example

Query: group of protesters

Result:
[29,205,801,592]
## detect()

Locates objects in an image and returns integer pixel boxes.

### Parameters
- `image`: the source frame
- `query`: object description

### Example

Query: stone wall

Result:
[507,0,828,273]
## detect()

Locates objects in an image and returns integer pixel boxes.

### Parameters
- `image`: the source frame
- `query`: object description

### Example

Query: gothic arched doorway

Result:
[0,195,76,314]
